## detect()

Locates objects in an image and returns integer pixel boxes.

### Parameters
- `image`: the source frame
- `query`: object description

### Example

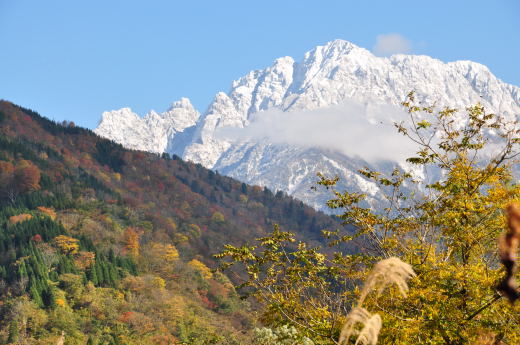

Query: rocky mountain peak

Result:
[95,39,520,211]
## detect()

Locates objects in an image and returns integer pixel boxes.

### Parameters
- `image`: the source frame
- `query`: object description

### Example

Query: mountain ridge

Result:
[0,99,351,342]
[95,39,520,211]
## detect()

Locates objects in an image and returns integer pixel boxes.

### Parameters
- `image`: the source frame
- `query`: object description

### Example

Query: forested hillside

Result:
[0,100,344,344]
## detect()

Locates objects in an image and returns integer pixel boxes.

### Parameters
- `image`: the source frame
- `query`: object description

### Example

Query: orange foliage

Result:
[118,311,134,323]
[74,251,96,269]
[124,227,140,257]
[55,298,66,307]
[208,279,230,299]
[0,160,40,202]
[0,161,15,200]
[121,276,145,292]
[14,159,41,192]
[149,334,179,345]
[9,213,33,225]
[0,161,14,184]
[123,311,155,334]
[197,290,217,309]
[37,206,57,220]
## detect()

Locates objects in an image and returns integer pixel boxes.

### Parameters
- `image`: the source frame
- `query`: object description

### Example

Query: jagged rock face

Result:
[95,39,520,212]
[95,98,200,154]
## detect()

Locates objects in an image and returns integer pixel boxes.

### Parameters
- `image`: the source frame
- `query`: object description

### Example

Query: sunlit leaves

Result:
[54,235,80,255]
[218,93,520,344]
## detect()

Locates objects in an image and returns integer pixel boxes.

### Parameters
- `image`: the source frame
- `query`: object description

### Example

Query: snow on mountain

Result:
[95,98,200,154]
[94,39,520,211]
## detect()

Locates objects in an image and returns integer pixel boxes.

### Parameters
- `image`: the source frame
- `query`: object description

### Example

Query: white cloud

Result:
[215,100,417,163]
[372,33,412,57]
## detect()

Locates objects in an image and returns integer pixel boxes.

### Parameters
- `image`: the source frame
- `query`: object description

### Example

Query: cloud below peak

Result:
[372,33,412,57]
[215,100,417,164]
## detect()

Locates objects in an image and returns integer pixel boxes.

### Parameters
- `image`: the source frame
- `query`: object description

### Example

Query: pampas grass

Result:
[358,257,416,304]
[339,257,415,345]
[339,307,382,345]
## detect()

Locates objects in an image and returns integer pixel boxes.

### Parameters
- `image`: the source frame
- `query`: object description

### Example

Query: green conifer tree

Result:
[30,284,43,307]
[7,321,19,344]
[95,261,105,285]
[89,267,99,286]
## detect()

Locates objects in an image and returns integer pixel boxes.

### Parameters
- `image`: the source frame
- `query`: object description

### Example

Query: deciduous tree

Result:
[124,227,140,257]
[217,94,520,345]
[54,235,80,255]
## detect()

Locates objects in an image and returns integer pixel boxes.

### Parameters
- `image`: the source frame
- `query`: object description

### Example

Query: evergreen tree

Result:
[88,267,99,286]
[7,321,19,344]
[42,287,57,308]
[30,284,43,307]
[95,262,104,286]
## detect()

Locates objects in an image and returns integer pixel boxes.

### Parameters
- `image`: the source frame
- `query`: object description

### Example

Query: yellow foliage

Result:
[98,171,110,184]
[173,233,189,244]
[211,211,225,223]
[188,259,213,280]
[160,295,186,321]
[187,224,201,238]
[163,244,180,262]
[152,276,166,289]
[9,213,32,225]
[150,242,180,263]
[54,235,80,255]
[166,217,177,232]
[114,291,125,301]
[217,97,520,345]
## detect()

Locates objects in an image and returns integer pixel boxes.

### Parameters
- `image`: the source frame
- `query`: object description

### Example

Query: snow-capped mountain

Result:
[95,39,520,211]
[96,98,200,154]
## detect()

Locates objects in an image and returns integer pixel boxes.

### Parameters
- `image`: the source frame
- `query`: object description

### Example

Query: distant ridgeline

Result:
[0,101,347,344]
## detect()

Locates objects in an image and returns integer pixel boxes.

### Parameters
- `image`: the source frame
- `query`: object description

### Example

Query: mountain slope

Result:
[0,101,342,344]
[95,39,520,211]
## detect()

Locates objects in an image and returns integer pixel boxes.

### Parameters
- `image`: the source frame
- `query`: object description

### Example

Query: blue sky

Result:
[1,0,519,128]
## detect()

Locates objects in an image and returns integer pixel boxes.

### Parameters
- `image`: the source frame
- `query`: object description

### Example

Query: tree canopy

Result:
[217,93,520,345]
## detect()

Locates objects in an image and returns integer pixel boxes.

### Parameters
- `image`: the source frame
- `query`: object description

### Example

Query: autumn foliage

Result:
[188,259,213,280]
[150,242,179,262]
[0,100,338,344]
[0,159,40,202]
[54,235,80,255]
[218,94,520,344]
[9,213,33,225]
[74,251,96,269]
[124,227,140,257]
[37,206,57,220]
